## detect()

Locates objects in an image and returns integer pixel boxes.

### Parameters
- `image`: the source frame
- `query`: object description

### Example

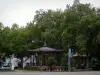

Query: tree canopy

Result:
[0,0,100,63]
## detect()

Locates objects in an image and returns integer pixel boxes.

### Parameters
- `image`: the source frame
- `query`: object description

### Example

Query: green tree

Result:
[61,54,68,71]
[34,9,64,49]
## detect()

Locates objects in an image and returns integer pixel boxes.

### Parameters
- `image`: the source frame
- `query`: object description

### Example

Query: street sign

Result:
[68,48,72,58]
[68,48,72,72]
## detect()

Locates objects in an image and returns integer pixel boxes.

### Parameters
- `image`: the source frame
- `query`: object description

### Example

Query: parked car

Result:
[0,65,10,70]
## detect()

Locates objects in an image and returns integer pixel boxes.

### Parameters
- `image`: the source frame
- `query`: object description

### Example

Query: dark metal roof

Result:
[28,47,62,52]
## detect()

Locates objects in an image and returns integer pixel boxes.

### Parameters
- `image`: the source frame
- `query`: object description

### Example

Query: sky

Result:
[0,0,100,27]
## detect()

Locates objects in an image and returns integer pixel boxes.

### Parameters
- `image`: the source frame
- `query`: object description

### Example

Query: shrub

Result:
[47,57,57,67]
[89,57,100,70]
[24,66,40,71]
[47,57,57,71]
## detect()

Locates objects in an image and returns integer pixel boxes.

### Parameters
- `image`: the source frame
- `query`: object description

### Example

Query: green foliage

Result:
[61,54,68,71]
[24,66,40,71]
[0,0,100,71]
[47,57,57,67]
[61,54,68,66]
[89,57,100,70]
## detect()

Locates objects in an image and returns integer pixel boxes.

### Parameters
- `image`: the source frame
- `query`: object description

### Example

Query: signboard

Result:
[68,48,72,72]
[68,48,72,58]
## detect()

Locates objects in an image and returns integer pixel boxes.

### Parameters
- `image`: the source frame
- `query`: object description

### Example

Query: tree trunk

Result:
[86,52,89,70]
[20,56,23,69]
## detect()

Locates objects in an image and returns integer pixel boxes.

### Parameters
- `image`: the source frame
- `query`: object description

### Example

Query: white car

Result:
[0,65,10,70]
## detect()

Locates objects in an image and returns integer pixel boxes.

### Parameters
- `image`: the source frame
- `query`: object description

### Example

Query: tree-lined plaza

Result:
[0,0,100,71]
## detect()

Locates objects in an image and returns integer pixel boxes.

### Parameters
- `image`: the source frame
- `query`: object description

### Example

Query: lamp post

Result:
[68,48,72,72]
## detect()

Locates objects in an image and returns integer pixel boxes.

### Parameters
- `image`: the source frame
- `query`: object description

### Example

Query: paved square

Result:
[0,71,100,75]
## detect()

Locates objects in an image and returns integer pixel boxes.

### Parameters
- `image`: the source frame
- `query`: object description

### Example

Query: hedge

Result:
[24,66,40,71]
